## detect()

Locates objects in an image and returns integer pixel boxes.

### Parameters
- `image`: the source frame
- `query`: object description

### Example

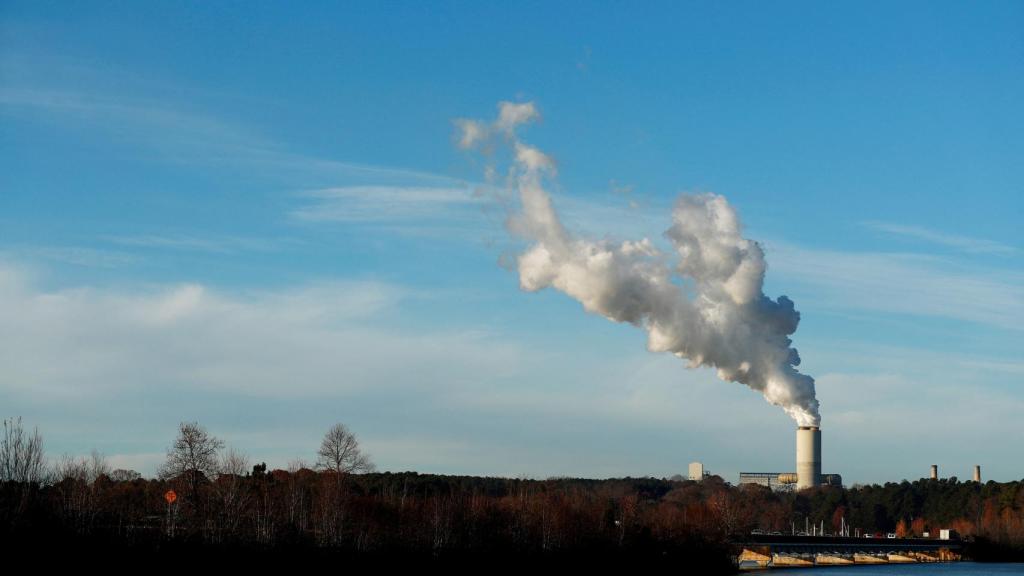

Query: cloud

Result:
[0,82,456,187]
[765,241,1024,330]
[454,101,541,151]
[454,119,488,150]
[7,246,139,268]
[496,101,540,133]
[290,186,480,223]
[862,221,1017,255]
[0,262,521,401]
[0,259,733,479]
[3,256,1022,482]
[101,234,294,254]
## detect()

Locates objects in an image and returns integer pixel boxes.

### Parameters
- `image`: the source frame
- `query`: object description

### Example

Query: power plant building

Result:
[739,427,841,491]
[738,471,842,491]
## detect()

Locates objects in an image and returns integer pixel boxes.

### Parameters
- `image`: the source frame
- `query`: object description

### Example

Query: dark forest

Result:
[3,418,1023,568]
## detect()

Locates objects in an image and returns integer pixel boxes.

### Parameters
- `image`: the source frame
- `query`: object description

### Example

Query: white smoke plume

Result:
[457,101,820,426]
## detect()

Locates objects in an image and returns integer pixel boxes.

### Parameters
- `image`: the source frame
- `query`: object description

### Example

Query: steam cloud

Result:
[457,101,820,426]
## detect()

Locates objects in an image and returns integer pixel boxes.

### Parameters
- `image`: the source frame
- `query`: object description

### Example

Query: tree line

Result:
[2,416,1023,565]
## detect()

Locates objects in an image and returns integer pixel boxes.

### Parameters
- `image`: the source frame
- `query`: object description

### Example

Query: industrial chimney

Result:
[973,465,981,483]
[930,464,938,480]
[796,426,821,489]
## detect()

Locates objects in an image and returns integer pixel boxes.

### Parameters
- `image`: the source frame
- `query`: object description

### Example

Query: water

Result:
[761,563,1024,575]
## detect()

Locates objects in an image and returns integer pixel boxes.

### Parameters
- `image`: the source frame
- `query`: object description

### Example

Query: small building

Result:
[688,461,711,481]
[739,471,842,491]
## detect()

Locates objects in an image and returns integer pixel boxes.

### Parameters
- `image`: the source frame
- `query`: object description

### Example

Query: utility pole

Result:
[164,489,177,538]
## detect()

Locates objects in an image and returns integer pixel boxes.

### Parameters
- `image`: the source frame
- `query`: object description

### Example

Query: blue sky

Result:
[1,1,1022,484]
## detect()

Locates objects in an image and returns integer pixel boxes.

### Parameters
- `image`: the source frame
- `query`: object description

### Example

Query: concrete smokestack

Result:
[796,426,821,489]
[930,465,938,480]
[973,465,981,483]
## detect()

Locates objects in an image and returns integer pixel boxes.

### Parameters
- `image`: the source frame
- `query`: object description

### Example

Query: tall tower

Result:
[796,426,821,489]
[930,465,938,480]
[973,465,981,483]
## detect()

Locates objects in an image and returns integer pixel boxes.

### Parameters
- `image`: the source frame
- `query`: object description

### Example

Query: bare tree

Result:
[218,446,250,478]
[54,449,109,484]
[159,421,224,505]
[315,423,374,475]
[0,416,47,483]
[286,458,312,531]
[211,446,250,542]
[314,424,371,543]
[53,450,109,532]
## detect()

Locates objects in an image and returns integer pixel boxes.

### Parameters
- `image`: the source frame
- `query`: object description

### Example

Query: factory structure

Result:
[691,427,985,491]
[738,426,842,491]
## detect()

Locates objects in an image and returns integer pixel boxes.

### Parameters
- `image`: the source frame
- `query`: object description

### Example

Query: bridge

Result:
[736,535,962,570]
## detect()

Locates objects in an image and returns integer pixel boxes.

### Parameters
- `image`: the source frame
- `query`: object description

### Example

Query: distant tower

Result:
[688,462,705,481]
[930,464,938,480]
[973,465,981,483]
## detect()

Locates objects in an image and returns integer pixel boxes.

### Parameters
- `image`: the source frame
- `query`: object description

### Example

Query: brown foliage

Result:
[895,518,908,538]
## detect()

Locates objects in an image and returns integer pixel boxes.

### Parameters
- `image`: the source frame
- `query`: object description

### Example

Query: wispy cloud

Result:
[101,234,296,254]
[816,369,1024,472]
[288,182,666,249]
[863,221,1017,255]
[282,179,1024,333]
[765,241,1024,330]
[0,82,456,187]
[291,186,480,223]
[6,246,140,268]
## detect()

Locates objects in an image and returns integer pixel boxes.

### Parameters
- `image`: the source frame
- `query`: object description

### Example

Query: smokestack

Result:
[973,465,981,483]
[796,426,821,489]
[930,465,938,480]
